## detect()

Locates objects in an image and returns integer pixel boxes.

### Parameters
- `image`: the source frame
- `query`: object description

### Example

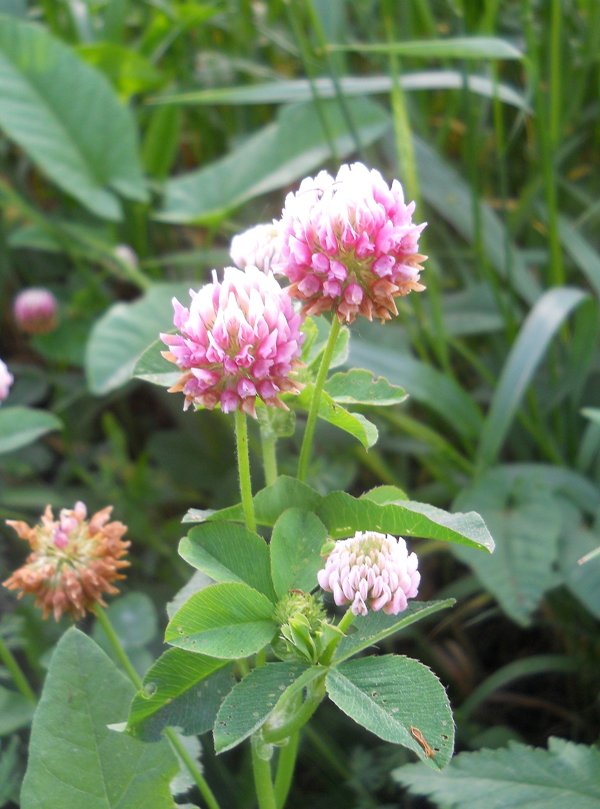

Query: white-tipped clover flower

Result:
[230,223,282,273]
[0,359,13,404]
[318,531,420,616]
[13,288,58,335]
[275,162,427,323]
[160,266,304,417]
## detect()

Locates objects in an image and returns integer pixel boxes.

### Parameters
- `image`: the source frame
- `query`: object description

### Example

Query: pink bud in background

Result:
[0,359,13,404]
[13,288,58,335]
[318,530,420,616]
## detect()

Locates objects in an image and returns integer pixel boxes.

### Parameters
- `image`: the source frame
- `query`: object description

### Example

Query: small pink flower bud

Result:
[274,162,427,323]
[160,266,304,416]
[13,288,58,335]
[318,531,420,616]
[0,360,13,404]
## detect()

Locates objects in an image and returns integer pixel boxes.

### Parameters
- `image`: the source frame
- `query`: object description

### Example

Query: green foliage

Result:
[127,649,233,742]
[0,407,62,454]
[269,508,328,598]
[156,99,390,225]
[189,476,494,552]
[453,470,562,626]
[86,283,188,394]
[0,15,146,219]
[323,369,407,407]
[326,655,454,769]
[334,600,455,663]
[0,686,34,735]
[165,582,277,659]
[395,737,600,809]
[20,629,177,809]
[180,522,276,601]
[213,662,309,753]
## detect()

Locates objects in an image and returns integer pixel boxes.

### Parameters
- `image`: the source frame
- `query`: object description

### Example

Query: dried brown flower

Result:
[3,502,130,621]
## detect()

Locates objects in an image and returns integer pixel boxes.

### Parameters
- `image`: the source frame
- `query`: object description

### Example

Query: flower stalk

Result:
[297,316,341,481]
[235,409,257,533]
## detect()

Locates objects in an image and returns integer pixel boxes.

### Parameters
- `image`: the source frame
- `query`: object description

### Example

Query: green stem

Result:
[251,736,278,809]
[0,636,36,704]
[297,317,341,482]
[94,605,142,688]
[262,688,323,745]
[235,409,257,533]
[260,429,278,487]
[320,608,355,666]
[274,732,300,809]
[93,606,221,809]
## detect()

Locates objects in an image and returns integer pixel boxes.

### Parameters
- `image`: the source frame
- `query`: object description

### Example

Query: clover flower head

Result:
[0,359,13,404]
[230,223,282,273]
[160,266,304,417]
[3,502,130,621]
[275,162,427,323]
[317,530,420,616]
[13,288,58,335]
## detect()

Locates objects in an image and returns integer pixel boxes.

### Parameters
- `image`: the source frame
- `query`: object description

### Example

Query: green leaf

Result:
[559,523,600,620]
[213,662,308,753]
[326,655,454,769]
[165,582,277,659]
[20,628,177,809]
[184,476,321,525]
[179,522,276,601]
[86,283,189,395]
[150,71,528,111]
[0,16,147,220]
[330,36,523,60]
[476,287,591,469]
[0,685,34,735]
[334,600,455,663]
[316,490,495,552]
[76,43,163,101]
[127,648,233,742]
[349,334,484,443]
[324,369,407,406]
[156,98,390,224]
[395,737,600,808]
[360,485,408,504]
[295,385,379,449]
[0,407,62,454]
[133,337,180,388]
[413,136,539,305]
[453,469,561,626]
[270,509,328,598]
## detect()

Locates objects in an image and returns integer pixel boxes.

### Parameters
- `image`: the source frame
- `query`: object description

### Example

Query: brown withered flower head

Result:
[3,502,130,621]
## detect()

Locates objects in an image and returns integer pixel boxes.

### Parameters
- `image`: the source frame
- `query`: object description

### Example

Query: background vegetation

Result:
[0,1,599,807]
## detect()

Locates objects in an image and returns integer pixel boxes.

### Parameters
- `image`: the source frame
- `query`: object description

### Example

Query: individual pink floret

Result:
[318,530,420,616]
[13,288,58,335]
[275,162,427,323]
[160,266,304,417]
[0,359,13,404]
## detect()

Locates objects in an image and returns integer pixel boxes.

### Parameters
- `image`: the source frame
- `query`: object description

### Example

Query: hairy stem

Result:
[297,317,341,482]
[235,409,257,533]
